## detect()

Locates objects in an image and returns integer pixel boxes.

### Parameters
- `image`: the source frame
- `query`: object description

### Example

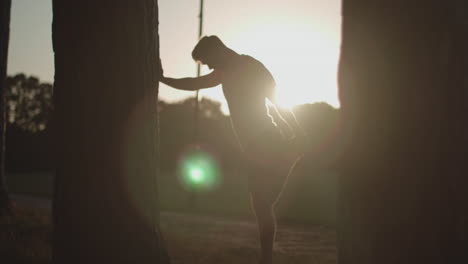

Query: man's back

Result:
[220,55,278,149]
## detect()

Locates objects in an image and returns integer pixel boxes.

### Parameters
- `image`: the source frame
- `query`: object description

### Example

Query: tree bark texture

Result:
[338,1,468,263]
[0,0,12,217]
[52,1,169,263]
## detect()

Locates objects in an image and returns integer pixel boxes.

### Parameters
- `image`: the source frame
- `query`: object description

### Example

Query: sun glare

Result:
[234,23,340,109]
[200,22,341,112]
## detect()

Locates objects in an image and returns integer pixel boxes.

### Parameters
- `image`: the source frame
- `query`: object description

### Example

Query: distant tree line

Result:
[5,73,342,225]
[6,73,341,174]
[6,74,53,172]
[6,74,53,132]
[6,74,341,224]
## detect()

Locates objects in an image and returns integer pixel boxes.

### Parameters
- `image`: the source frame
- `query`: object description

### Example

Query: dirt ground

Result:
[161,212,337,264]
[9,195,337,264]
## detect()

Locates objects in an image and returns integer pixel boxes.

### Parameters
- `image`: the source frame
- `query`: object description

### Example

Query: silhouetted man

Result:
[160,35,304,264]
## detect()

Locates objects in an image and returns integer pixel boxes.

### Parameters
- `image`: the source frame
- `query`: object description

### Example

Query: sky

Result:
[7,0,342,113]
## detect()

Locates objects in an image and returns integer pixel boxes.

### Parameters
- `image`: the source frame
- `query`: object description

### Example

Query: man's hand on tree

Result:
[158,59,164,78]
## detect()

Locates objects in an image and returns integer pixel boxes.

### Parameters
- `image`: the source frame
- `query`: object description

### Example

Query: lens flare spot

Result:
[190,168,203,183]
[178,146,221,191]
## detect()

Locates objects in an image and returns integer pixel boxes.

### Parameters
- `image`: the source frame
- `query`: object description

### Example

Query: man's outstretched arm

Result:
[160,70,221,91]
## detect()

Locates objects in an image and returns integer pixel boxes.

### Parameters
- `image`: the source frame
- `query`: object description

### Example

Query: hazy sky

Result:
[8,0,341,112]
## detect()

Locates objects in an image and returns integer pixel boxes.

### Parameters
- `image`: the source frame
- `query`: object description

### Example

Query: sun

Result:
[235,23,341,109]
[199,22,341,113]
[271,49,340,109]
[206,26,340,110]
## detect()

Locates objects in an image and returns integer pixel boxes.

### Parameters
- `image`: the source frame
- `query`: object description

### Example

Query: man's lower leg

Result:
[253,200,276,264]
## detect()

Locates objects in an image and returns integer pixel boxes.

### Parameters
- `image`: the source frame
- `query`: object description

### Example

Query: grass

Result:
[6,172,54,199]
[7,168,339,225]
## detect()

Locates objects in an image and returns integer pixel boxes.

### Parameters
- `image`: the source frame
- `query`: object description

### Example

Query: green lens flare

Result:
[190,168,203,183]
[178,148,221,191]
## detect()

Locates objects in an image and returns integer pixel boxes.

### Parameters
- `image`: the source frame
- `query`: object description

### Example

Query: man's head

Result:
[192,36,228,69]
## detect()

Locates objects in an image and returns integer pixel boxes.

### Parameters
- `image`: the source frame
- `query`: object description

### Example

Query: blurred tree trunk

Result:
[450,0,468,260]
[52,1,169,263]
[0,0,12,217]
[338,1,468,263]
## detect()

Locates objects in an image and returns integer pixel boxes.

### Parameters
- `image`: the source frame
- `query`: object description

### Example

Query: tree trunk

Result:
[338,1,468,263]
[0,0,12,217]
[52,1,169,263]
[450,1,468,260]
